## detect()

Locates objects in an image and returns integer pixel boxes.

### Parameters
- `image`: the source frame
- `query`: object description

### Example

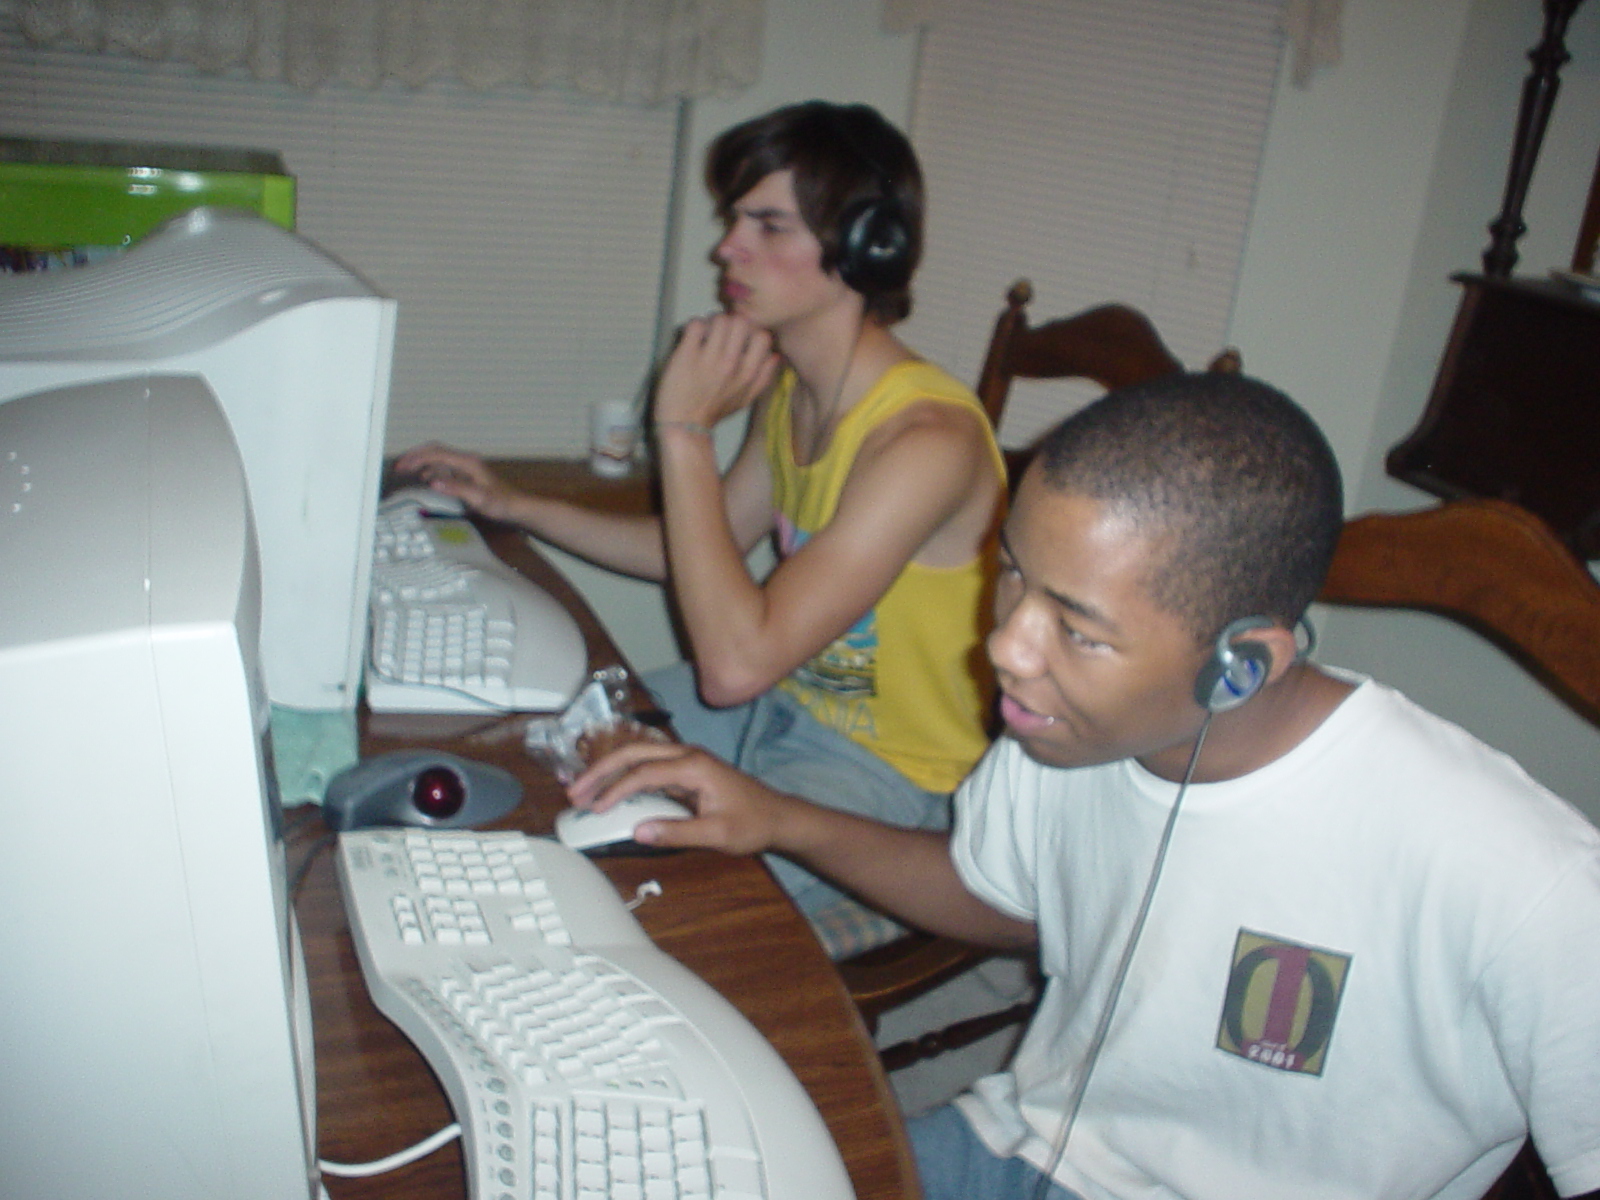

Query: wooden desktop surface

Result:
[295,512,918,1200]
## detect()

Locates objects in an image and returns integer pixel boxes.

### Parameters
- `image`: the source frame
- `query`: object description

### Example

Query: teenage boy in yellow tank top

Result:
[396,102,1006,947]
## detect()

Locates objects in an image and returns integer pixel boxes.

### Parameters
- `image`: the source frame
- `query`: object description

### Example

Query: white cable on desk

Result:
[318,1122,461,1178]
[626,879,664,910]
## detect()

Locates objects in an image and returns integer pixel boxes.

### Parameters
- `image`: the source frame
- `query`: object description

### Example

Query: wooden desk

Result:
[488,458,656,517]
[294,522,918,1200]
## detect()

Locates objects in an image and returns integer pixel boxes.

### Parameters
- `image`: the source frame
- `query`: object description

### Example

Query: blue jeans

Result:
[909,1105,1084,1200]
[643,662,950,918]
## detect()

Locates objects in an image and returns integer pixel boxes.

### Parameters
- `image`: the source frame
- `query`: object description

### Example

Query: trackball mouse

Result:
[322,750,522,832]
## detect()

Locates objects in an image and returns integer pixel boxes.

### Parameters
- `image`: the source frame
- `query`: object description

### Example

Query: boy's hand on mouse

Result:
[568,740,794,855]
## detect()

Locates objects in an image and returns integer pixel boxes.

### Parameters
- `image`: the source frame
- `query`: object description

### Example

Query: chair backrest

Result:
[1319,497,1600,727]
[975,278,1193,428]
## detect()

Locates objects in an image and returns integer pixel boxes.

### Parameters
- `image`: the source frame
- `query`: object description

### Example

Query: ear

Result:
[1253,622,1306,687]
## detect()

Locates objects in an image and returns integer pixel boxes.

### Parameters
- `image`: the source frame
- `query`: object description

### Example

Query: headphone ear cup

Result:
[836,195,912,293]
[1194,619,1275,713]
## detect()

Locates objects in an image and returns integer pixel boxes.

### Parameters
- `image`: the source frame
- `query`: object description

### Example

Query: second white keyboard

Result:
[365,495,588,713]
[336,828,855,1200]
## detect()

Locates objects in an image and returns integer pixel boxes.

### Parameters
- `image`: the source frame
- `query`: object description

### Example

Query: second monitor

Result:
[0,206,395,715]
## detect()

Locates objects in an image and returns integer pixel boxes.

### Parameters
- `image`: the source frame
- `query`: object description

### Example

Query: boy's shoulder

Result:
[867,358,978,407]
[1308,675,1598,858]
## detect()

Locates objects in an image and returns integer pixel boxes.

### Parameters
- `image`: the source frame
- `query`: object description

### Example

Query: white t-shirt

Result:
[951,678,1600,1200]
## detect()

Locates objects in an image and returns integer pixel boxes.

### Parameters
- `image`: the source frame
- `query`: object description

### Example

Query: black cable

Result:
[289,831,336,901]
[1028,716,1213,1200]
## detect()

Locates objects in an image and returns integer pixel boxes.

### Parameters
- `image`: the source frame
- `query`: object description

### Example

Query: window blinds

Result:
[899,0,1284,449]
[0,12,677,455]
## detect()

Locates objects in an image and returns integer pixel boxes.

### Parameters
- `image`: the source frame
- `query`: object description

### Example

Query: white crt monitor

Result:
[0,375,317,1198]
[0,206,396,713]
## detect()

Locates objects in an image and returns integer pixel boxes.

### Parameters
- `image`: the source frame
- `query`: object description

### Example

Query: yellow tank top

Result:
[766,359,1004,793]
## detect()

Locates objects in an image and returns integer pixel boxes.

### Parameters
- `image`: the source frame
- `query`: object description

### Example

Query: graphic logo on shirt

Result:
[776,511,802,558]
[776,519,878,701]
[1216,929,1351,1076]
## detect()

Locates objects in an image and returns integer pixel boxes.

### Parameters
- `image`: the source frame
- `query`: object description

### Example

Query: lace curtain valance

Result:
[14,0,765,100]
[882,0,1344,88]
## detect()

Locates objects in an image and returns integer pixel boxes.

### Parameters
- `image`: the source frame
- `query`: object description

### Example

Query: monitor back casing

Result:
[0,206,396,713]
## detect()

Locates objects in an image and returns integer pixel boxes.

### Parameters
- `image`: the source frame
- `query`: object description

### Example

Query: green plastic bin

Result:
[0,137,294,264]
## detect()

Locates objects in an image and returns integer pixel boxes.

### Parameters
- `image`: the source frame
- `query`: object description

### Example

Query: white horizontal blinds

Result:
[900,0,1284,448]
[295,88,675,454]
[0,16,675,455]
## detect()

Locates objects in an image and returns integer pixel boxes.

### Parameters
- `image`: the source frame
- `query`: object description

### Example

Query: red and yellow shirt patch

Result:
[1216,929,1351,1076]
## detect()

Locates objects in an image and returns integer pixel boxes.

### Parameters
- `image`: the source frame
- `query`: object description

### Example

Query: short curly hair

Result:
[1033,371,1344,644]
[705,100,924,324]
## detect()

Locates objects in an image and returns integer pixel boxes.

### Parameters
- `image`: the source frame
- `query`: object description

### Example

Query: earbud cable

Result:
[1029,715,1213,1200]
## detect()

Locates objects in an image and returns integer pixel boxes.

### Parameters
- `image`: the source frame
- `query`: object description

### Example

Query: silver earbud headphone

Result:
[1193,616,1275,713]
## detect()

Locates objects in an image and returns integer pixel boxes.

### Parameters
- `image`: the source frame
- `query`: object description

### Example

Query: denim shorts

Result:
[643,662,950,918]
[908,1105,1083,1200]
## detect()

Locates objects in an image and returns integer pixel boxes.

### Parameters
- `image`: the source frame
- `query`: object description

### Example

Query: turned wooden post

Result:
[1482,0,1587,277]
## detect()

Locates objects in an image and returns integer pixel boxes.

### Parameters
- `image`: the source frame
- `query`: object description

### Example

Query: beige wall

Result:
[1227,0,1599,818]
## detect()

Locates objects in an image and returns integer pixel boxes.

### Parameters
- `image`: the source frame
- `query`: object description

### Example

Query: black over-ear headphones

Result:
[821,105,915,294]
[1193,616,1275,713]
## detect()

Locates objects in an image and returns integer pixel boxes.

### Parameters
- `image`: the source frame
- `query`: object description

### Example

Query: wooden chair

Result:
[1320,497,1600,1200]
[974,278,1185,428]
[973,279,1239,483]
[1319,498,1600,724]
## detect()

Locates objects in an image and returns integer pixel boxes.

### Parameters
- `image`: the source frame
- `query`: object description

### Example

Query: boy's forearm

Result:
[774,805,1035,950]
[655,425,778,697]
[516,495,667,581]
[570,741,1034,949]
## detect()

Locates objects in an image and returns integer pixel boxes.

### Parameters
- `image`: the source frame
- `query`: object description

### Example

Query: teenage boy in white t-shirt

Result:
[568,369,1600,1200]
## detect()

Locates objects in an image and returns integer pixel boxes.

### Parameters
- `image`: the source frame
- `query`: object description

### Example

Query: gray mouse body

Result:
[322,750,522,831]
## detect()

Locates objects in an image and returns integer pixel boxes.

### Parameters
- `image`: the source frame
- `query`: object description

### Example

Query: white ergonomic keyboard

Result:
[336,829,855,1200]
[365,492,588,714]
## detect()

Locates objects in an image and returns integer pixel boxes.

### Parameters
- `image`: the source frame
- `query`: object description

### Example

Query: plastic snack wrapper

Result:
[524,665,669,784]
